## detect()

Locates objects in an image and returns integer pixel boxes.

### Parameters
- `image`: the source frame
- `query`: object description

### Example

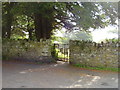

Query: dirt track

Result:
[2,60,118,88]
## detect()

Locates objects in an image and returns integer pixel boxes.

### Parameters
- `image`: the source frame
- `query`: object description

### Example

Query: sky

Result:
[91,25,118,42]
[55,25,118,43]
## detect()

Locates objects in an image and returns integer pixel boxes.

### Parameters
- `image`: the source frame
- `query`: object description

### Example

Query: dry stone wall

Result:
[2,39,55,62]
[69,40,119,68]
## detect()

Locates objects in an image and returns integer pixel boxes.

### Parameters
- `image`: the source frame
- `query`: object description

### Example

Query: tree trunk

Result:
[42,17,47,40]
[46,19,52,39]
[2,2,15,39]
[34,13,42,41]
[28,29,33,40]
[6,14,13,38]
[34,13,53,41]
[2,26,6,38]
[2,13,13,39]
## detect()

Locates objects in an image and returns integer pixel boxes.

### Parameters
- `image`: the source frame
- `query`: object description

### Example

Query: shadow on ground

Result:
[2,60,118,88]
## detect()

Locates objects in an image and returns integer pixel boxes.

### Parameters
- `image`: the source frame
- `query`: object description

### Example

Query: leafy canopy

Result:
[2,2,118,40]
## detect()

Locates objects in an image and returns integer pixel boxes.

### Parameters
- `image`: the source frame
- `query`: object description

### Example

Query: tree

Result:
[65,2,118,30]
[2,2,118,40]
[11,15,35,40]
[52,28,92,44]
[2,2,17,38]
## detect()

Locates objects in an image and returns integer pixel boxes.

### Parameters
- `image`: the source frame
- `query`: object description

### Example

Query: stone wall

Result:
[69,40,119,68]
[2,39,55,63]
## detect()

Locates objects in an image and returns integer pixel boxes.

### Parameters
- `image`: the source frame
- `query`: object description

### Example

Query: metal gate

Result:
[54,43,69,62]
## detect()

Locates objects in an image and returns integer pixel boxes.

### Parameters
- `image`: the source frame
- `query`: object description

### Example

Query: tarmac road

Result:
[2,60,118,88]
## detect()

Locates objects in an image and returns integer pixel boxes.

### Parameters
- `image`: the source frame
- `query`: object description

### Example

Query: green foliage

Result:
[52,29,92,44]
[105,38,119,43]
[73,63,119,72]
[11,34,27,40]
[51,47,68,60]
[2,2,118,40]
[51,45,58,60]
[57,52,68,59]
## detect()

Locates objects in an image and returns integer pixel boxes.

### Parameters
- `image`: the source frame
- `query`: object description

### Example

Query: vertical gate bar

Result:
[67,44,69,62]
[63,44,65,61]
[68,47,69,62]
[53,43,56,60]
[67,48,68,62]
[57,44,59,61]
[66,44,68,62]
[64,44,66,61]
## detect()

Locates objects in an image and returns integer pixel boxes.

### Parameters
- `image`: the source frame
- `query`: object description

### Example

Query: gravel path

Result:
[2,60,118,88]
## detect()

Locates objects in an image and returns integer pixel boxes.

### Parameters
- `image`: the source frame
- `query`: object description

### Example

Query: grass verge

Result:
[73,64,120,72]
